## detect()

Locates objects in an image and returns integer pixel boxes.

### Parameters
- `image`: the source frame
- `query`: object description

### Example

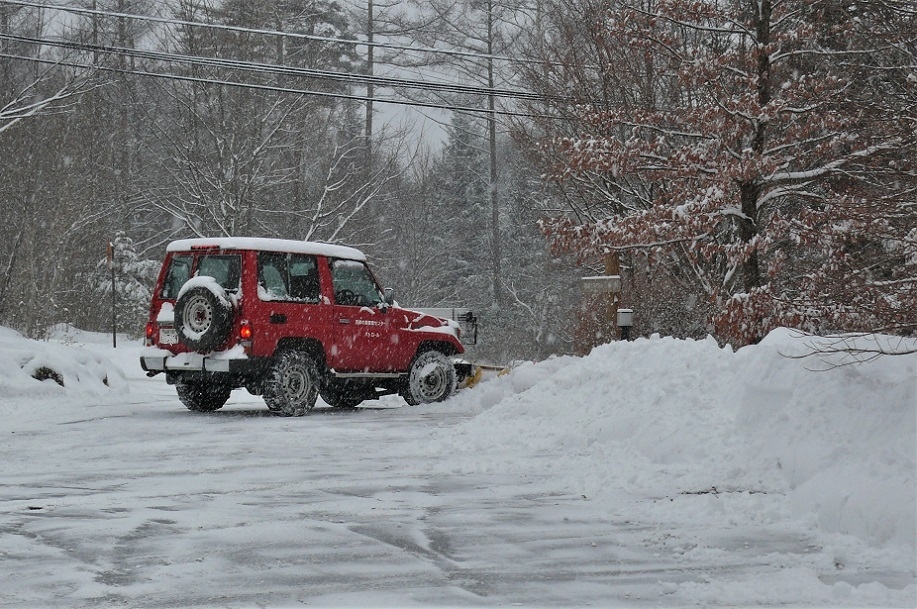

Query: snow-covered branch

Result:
[0,76,95,135]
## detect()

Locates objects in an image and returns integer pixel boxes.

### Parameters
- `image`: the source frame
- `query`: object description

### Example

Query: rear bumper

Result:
[140,348,267,382]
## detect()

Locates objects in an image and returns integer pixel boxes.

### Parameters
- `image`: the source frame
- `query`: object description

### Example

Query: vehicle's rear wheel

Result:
[263,351,319,417]
[402,350,456,406]
[176,382,231,412]
[174,283,233,352]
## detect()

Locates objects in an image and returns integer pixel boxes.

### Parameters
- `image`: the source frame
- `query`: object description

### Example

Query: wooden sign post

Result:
[107,241,116,348]
[581,252,623,342]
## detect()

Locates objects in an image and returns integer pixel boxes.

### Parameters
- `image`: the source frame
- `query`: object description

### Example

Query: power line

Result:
[1,32,555,102]
[0,0,544,65]
[0,51,559,120]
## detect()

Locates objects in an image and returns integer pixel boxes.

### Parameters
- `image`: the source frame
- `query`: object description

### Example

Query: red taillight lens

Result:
[145,322,155,340]
[239,321,252,341]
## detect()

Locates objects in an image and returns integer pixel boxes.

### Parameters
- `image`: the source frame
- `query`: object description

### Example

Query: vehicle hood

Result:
[397,307,451,330]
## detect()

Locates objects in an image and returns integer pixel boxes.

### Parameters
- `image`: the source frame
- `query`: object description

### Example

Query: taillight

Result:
[145,322,155,346]
[239,321,253,352]
[240,321,252,340]
[239,321,253,354]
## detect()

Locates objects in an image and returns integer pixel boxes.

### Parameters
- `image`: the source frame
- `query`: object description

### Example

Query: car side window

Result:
[258,253,320,303]
[161,255,192,299]
[259,254,288,299]
[196,255,241,292]
[330,259,383,307]
[288,255,320,302]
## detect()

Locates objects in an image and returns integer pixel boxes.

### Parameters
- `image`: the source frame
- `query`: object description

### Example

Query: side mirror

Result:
[383,287,395,306]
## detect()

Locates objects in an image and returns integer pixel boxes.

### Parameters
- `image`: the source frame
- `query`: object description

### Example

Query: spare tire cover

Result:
[174,278,233,352]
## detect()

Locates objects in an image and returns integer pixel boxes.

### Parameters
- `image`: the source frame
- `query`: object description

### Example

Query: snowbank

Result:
[0,325,128,398]
[0,324,913,605]
[3,323,913,553]
[415,329,916,551]
[737,330,916,549]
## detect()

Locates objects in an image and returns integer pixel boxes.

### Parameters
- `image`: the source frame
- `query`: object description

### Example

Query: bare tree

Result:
[0,73,92,135]
[0,4,109,335]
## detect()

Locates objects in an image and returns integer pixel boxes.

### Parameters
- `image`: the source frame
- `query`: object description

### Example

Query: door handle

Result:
[270,313,287,324]
[338,318,350,325]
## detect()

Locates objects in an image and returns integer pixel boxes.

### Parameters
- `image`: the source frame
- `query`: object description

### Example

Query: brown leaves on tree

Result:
[527,0,916,346]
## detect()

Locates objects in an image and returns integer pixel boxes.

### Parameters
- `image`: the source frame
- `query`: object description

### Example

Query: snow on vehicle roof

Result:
[166,237,366,261]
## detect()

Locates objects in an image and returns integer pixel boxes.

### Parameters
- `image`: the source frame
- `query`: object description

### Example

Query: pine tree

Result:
[85,233,160,337]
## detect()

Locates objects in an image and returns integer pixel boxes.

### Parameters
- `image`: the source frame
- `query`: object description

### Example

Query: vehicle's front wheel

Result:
[263,351,319,417]
[402,350,456,406]
[176,382,231,412]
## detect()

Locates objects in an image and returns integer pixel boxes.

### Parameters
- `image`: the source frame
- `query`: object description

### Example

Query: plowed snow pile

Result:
[0,326,127,398]
[412,328,915,602]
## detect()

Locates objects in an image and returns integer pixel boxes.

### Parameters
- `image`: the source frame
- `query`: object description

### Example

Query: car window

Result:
[258,253,320,303]
[330,259,382,307]
[196,255,241,292]
[161,255,192,299]
[288,255,320,302]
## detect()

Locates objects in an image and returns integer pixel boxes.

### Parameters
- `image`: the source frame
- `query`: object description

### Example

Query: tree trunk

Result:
[0,229,23,317]
[737,0,773,293]
[738,181,761,291]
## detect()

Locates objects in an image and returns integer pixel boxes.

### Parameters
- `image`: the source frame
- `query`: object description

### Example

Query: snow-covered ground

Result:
[0,325,914,607]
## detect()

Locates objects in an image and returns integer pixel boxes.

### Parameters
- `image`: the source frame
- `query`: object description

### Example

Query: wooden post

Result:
[605,252,620,340]
[108,241,116,348]
[581,252,623,347]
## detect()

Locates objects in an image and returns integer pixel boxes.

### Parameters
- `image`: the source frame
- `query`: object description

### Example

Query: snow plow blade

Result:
[459,363,510,389]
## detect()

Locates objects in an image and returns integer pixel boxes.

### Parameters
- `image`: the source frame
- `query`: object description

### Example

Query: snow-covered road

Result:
[1,328,914,607]
[0,383,817,607]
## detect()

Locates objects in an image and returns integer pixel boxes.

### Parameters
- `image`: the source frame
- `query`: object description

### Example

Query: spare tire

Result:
[174,280,233,352]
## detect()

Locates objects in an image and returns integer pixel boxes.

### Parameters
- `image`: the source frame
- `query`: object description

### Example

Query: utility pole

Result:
[91,0,99,65]
[364,0,374,175]
[1,4,9,52]
[486,0,502,307]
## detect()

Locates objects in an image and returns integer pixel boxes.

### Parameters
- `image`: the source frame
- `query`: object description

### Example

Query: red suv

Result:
[140,238,469,415]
